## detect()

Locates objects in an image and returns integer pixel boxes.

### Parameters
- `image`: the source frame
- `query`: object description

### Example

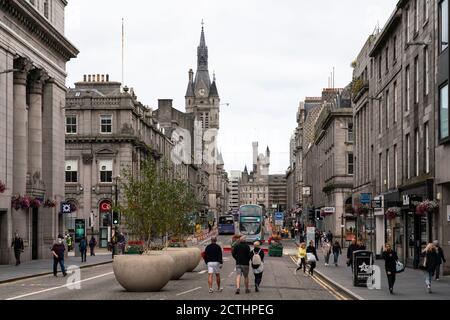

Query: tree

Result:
[119,156,198,252]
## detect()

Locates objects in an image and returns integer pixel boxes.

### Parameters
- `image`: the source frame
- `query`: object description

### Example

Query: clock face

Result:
[198,89,206,97]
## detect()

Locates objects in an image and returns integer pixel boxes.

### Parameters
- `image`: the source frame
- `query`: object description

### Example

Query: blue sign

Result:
[275,212,284,220]
[360,193,372,204]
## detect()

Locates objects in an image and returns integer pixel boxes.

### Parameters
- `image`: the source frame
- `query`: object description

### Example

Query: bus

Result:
[218,215,235,235]
[238,205,265,243]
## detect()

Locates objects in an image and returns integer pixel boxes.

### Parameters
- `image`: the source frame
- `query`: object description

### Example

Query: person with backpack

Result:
[250,241,265,292]
[79,236,87,262]
[89,236,97,256]
[306,241,319,276]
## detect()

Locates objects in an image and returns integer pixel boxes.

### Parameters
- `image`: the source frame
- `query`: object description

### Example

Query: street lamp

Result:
[111,175,120,258]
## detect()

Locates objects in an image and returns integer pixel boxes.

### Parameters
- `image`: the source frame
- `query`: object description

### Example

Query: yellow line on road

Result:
[289,256,346,301]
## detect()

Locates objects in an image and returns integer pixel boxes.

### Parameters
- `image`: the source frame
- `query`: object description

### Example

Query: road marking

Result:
[6,272,114,300]
[289,256,346,300]
[176,286,202,296]
[228,271,234,278]
[198,270,208,274]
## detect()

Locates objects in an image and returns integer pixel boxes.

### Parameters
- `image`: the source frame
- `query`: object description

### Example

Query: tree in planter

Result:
[119,157,198,252]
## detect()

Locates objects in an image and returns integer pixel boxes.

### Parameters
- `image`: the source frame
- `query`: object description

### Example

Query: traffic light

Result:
[112,211,120,225]
[316,210,323,221]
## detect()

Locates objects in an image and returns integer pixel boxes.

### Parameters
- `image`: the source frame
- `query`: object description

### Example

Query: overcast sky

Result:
[65,0,397,174]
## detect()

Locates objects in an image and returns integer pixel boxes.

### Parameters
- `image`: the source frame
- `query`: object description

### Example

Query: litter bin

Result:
[352,250,374,287]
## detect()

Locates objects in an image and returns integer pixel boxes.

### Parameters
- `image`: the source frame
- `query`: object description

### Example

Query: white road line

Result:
[6,272,114,300]
[198,270,208,274]
[228,271,234,278]
[176,286,202,296]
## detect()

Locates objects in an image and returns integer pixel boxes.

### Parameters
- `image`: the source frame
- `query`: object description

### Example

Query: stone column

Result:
[12,58,32,195]
[27,69,48,184]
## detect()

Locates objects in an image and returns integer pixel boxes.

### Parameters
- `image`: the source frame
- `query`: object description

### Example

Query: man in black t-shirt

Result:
[232,236,252,294]
[204,237,223,293]
[51,235,67,277]
[11,233,24,266]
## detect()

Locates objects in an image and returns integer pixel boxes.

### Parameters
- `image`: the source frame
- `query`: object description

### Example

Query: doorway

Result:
[32,208,38,260]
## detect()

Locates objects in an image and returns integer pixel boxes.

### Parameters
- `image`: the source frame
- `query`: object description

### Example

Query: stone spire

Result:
[194,21,211,95]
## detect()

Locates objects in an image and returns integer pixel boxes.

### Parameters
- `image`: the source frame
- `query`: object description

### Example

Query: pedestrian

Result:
[89,236,97,256]
[232,235,252,294]
[421,243,439,293]
[382,243,399,294]
[327,230,333,243]
[357,240,366,250]
[118,232,126,255]
[251,241,265,292]
[204,237,223,293]
[295,242,307,275]
[306,240,319,276]
[314,231,320,248]
[66,234,73,252]
[51,235,67,277]
[208,222,212,234]
[231,235,240,249]
[433,240,446,281]
[322,240,332,266]
[332,241,342,267]
[347,238,359,272]
[11,232,24,266]
[79,236,87,262]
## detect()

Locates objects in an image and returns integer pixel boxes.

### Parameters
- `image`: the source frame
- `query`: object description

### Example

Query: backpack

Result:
[252,249,262,266]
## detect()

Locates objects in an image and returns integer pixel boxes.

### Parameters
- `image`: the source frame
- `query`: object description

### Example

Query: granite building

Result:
[0,0,78,264]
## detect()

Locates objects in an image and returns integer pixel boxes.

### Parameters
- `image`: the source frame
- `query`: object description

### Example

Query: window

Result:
[406,134,411,179]
[424,0,429,22]
[415,129,420,176]
[385,47,389,72]
[406,66,411,111]
[394,145,398,188]
[386,90,390,129]
[440,83,449,139]
[99,160,113,183]
[378,55,382,80]
[439,0,449,52]
[65,160,78,183]
[424,47,429,96]
[425,123,430,173]
[414,57,419,104]
[378,100,382,134]
[386,149,390,189]
[379,153,383,192]
[393,36,397,62]
[348,123,354,142]
[66,115,77,134]
[347,153,354,175]
[414,0,419,34]
[100,115,112,133]
[406,7,411,43]
[44,0,49,18]
[393,82,398,123]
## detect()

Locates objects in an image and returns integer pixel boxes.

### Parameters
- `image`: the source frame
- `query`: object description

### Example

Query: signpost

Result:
[360,193,372,205]
[74,219,86,258]
[274,212,284,227]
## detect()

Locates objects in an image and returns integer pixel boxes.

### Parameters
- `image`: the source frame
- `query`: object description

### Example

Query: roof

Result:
[209,81,219,97]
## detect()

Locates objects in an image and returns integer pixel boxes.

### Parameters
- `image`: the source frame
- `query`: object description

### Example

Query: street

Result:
[0,235,345,301]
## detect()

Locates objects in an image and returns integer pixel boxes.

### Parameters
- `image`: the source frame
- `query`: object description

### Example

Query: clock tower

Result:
[185,23,220,131]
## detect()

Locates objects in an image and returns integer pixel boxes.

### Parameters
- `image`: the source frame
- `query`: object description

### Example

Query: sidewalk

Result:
[0,250,112,284]
[312,248,450,300]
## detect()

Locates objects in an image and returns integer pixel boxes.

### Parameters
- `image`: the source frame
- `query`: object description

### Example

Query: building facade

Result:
[0,0,78,264]
[228,170,241,213]
[65,76,174,248]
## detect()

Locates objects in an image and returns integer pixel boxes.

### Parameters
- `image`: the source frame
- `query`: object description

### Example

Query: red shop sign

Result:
[99,201,112,212]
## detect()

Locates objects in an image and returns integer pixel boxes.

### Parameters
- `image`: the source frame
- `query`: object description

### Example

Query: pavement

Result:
[293,241,450,300]
[0,250,112,284]
[0,235,345,300]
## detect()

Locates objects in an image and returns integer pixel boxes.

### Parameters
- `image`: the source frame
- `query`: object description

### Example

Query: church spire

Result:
[197,20,208,72]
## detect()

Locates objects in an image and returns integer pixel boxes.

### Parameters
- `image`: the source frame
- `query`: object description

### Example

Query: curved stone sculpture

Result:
[113,254,175,292]
[162,250,191,280]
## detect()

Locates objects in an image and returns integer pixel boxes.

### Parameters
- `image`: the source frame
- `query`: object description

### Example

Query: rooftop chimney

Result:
[83,75,87,82]
[88,75,91,82]
[101,74,105,82]
[106,74,109,82]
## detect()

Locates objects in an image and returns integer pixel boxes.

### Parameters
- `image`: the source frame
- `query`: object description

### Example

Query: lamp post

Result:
[112,175,120,258]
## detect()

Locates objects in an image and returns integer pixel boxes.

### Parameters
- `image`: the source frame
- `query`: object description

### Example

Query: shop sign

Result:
[360,193,371,204]
[323,207,335,214]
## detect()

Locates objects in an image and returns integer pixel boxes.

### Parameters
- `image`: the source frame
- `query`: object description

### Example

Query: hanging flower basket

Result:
[11,196,22,210]
[356,205,370,216]
[0,180,6,193]
[20,195,31,209]
[30,198,42,208]
[294,208,303,215]
[345,204,355,214]
[44,199,57,208]
[385,207,401,220]
[415,200,439,216]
